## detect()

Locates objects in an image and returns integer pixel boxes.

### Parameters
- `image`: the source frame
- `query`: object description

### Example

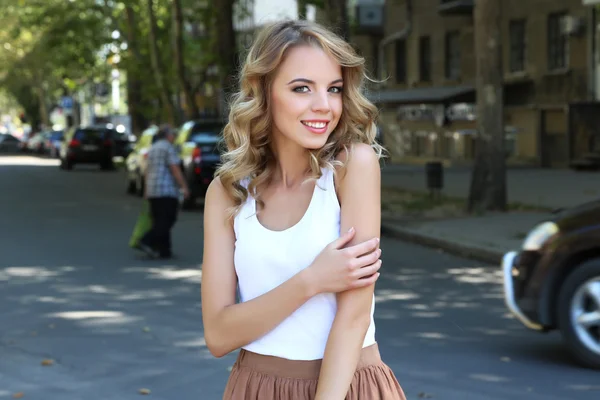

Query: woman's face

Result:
[270,45,343,151]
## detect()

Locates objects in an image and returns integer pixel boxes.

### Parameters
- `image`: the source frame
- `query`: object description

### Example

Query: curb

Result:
[381,223,504,265]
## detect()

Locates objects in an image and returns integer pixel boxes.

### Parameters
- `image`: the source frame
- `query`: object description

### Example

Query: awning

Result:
[366,85,474,104]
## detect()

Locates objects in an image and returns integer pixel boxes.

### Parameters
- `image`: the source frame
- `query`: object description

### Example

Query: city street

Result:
[0,155,598,400]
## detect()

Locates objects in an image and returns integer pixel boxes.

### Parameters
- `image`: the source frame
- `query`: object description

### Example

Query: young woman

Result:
[201,20,406,400]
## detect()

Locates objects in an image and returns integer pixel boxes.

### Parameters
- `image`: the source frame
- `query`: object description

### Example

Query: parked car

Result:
[174,119,225,209]
[125,125,159,196]
[26,132,50,154]
[46,130,64,158]
[0,133,21,153]
[59,125,124,170]
[502,202,600,369]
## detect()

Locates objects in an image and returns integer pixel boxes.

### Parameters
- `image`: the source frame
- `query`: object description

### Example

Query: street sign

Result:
[60,96,74,110]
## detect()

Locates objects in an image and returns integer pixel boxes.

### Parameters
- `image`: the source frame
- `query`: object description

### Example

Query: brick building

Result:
[352,0,598,168]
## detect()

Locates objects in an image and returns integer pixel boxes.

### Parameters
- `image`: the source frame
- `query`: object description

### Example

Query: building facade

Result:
[352,0,598,168]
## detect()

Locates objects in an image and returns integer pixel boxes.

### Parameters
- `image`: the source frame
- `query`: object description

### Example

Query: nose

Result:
[311,90,331,113]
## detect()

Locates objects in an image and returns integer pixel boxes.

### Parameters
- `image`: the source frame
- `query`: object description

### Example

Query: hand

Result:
[305,227,381,295]
[182,187,190,199]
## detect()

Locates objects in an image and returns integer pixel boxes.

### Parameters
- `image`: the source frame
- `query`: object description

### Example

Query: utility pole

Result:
[467,0,507,212]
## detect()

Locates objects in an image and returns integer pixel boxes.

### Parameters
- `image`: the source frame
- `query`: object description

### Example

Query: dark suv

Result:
[59,126,129,170]
[502,201,600,369]
[174,119,224,209]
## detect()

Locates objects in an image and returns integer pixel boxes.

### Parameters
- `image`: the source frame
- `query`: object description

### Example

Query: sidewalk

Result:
[381,212,551,264]
[379,164,592,261]
[381,164,600,210]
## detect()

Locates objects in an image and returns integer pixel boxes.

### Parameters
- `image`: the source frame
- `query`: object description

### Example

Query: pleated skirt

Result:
[222,343,406,400]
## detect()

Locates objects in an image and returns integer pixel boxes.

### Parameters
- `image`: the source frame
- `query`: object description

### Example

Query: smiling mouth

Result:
[301,121,328,129]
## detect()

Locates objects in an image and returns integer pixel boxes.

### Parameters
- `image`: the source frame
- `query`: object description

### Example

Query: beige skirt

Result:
[223,343,406,400]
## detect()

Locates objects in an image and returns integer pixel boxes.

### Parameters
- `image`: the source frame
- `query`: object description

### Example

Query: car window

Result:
[1,135,19,143]
[190,124,223,143]
[74,129,106,141]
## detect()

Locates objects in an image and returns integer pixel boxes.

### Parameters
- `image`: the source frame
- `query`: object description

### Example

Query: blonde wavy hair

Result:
[216,19,383,215]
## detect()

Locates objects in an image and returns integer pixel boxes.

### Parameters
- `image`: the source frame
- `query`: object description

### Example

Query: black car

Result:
[502,202,600,369]
[0,133,21,154]
[59,126,128,170]
[174,119,225,209]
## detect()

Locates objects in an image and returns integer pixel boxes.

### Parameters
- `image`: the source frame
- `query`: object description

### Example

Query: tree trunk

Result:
[146,0,176,124]
[324,0,349,40]
[36,87,50,129]
[124,2,147,135]
[172,0,199,120]
[215,0,237,116]
[467,0,507,212]
[297,0,307,19]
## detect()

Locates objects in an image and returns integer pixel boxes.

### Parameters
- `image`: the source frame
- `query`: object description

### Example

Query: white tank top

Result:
[233,167,376,360]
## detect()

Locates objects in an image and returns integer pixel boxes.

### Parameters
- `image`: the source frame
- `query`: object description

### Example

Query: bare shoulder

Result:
[334,143,380,189]
[206,177,235,209]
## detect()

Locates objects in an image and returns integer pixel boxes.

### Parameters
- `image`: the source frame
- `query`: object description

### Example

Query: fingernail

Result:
[348,227,354,233]
[376,237,380,243]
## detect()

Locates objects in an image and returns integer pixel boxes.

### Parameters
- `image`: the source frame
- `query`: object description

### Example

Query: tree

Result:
[467,0,507,212]
[214,0,236,116]
[172,0,199,120]
[0,0,111,127]
[323,0,349,40]
[146,0,176,124]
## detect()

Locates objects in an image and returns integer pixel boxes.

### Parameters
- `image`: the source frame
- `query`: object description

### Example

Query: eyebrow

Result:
[286,78,344,85]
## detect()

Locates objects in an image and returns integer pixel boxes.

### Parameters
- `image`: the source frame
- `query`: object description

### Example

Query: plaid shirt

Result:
[145,139,181,198]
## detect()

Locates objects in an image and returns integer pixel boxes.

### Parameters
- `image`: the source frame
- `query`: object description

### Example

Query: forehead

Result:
[274,45,342,82]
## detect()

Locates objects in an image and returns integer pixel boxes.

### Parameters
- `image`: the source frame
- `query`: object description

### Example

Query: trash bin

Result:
[425,162,444,190]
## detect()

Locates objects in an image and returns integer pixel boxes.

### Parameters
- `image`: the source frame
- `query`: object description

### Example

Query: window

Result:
[419,36,431,82]
[547,12,567,70]
[509,19,526,73]
[395,39,406,83]
[445,31,461,80]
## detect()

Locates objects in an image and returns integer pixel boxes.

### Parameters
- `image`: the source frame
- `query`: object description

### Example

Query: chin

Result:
[300,135,330,151]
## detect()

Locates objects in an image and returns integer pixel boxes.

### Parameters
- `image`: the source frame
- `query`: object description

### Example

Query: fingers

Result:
[352,271,381,289]
[353,248,381,269]
[354,259,382,280]
[331,227,356,249]
[346,237,380,258]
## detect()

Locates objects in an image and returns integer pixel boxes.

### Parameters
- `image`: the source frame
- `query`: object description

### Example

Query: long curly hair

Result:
[216,19,383,216]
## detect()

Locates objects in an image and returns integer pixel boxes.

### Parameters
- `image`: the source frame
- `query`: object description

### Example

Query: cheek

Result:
[332,97,343,121]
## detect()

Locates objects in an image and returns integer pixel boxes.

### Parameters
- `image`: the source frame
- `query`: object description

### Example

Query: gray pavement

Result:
[1,155,599,400]
[382,164,600,209]
[382,212,550,264]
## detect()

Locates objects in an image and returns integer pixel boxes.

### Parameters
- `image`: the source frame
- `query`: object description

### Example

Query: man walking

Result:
[136,125,189,259]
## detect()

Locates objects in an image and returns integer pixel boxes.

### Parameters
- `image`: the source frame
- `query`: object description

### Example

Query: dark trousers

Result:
[141,197,179,257]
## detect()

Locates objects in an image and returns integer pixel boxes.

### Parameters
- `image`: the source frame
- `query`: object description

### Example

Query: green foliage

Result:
[0,0,252,125]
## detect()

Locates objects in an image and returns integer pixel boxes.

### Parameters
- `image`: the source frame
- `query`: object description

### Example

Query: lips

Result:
[301,120,329,134]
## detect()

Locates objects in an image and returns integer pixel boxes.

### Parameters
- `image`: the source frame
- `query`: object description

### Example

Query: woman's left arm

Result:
[315,143,381,400]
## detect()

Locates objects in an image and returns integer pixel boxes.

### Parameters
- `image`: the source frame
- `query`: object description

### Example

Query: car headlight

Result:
[522,221,559,251]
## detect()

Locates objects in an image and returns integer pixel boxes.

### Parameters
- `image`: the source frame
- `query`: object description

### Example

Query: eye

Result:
[329,86,343,94]
[292,86,310,93]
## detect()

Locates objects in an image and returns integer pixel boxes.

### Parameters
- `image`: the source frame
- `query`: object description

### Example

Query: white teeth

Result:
[303,121,326,129]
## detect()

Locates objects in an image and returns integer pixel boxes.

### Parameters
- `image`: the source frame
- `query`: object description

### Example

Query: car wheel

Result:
[65,160,74,170]
[100,161,114,171]
[558,260,600,369]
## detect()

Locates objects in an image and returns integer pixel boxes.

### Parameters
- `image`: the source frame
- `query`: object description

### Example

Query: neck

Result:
[270,138,310,189]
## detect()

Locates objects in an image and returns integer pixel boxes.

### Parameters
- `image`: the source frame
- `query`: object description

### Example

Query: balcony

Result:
[439,0,474,15]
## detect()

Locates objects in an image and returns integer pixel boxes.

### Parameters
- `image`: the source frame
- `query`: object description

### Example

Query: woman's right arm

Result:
[201,178,382,358]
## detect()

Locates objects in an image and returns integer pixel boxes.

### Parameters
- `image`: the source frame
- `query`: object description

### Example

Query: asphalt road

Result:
[0,155,598,400]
